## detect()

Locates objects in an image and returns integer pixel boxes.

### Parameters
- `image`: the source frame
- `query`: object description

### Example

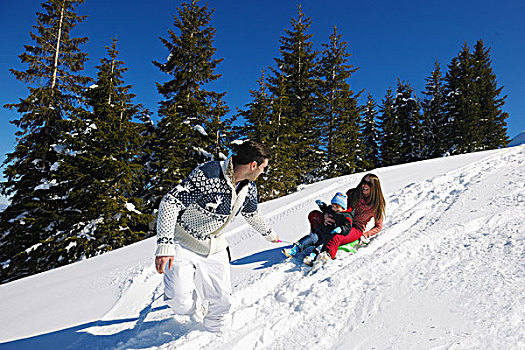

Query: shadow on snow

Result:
[230,245,291,269]
[0,305,193,350]
[2,246,297,349]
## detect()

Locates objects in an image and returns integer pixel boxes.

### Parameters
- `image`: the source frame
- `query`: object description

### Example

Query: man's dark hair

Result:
[232,140,271,166]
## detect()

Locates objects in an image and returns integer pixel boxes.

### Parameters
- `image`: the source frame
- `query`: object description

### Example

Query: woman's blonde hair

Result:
[348,173,386,222]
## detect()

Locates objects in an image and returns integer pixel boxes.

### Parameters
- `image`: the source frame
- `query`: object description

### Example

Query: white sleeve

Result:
[241,183,278,242]
[155,168,205,256]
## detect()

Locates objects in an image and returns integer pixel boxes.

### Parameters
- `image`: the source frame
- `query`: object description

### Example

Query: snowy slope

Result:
[0,146,524,349]
[509,131,525,147]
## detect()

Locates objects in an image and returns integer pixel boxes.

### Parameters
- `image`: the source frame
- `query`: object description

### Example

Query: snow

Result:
[196,147,214,160]
[34,179,58,191]
[193,125,208,136]
[8,211,28,223]
[231,139,245,146]
[50,162,60,172]
[51,144,67,154]
[65,242,77,251]
[0,260,10,269]
[125,203,143,215]
[24,243,42,254]
[76,218,103,240]
[509,130,525,147]
[1,146,524,349]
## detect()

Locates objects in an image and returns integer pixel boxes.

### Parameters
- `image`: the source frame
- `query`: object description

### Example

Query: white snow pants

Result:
[163,243,232,332]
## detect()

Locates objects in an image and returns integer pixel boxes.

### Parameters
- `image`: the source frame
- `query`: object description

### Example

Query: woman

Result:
[318,173,386,262]
[282,192,354,266]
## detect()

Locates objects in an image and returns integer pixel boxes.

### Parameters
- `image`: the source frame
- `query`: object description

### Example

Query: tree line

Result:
[0,0,508,283]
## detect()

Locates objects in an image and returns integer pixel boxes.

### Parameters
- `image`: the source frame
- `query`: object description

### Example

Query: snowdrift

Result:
[509,131,525,147]
[1,146,524,349]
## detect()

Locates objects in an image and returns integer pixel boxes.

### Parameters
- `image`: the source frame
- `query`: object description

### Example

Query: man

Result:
[155,140,280,332]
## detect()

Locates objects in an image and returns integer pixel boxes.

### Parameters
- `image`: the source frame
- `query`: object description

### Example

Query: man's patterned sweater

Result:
[155,158,277,257]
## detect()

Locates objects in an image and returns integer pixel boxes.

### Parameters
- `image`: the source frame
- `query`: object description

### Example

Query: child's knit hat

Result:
[331,192,348,210]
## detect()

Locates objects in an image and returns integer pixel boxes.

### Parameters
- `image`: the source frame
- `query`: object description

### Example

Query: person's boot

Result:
[303,252,317,266]
[282,244,301,258]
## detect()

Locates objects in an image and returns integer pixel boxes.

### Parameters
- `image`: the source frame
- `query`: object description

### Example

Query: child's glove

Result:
[331,227,342,235]
[315,199,325,207]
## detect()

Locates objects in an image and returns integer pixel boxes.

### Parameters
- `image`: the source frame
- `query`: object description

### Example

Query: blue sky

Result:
[1,0,524,196]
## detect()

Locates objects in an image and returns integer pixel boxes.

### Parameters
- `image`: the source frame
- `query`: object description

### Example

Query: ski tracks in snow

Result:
[334,146,525,349]
[86,146,524,349]
[196,146,524,350]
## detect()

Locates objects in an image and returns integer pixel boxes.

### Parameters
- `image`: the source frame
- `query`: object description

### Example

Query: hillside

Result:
[1,146,523,349]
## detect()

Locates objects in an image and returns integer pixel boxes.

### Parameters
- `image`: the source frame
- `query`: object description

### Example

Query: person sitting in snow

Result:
[282,192,354,266]
[318,174,386,263]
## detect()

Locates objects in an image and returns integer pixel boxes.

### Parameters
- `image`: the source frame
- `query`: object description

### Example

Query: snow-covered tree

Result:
[205,92,234,160]
[393,79,422,163]
[263,72,295,201]
[236,70,273,145]
[471,40,509,149]
[48,38,154,267]
[1,0,90,283]
[266,5,320,191]
[317,26,360,178]
[444,40,509,154]
[421,61,447,159]
[444,43,480,154]
[151,0,228,203]
[378,87,400,166]
[360,93,380,170]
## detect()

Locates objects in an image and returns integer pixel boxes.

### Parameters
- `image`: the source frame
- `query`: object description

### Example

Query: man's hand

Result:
[155,256,174,274]
[324,213,335,225]
[271,234,280,243]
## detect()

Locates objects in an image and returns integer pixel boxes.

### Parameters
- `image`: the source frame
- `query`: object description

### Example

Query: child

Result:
[282,192,354,266]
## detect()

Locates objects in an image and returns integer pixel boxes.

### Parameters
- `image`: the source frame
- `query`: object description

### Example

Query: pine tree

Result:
[444,43,481,154]
[264,72,296,200]
[360,93,380,170]
[237,70,273,145]
[235,68,286,201]
[421,61,447,159]
[393,79,422,163]
[317,26,360,178]
[1,0,90,283]
[378,87,400,166]
[47,38,154,267]
[205,92,234,160]
[471,40,509,149]
[266,5,319,193]
[135,112,157,210]
[444,41,509,155]
[151,0,226,202]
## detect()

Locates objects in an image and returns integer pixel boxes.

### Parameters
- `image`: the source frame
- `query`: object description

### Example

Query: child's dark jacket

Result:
[316,202,354,237]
